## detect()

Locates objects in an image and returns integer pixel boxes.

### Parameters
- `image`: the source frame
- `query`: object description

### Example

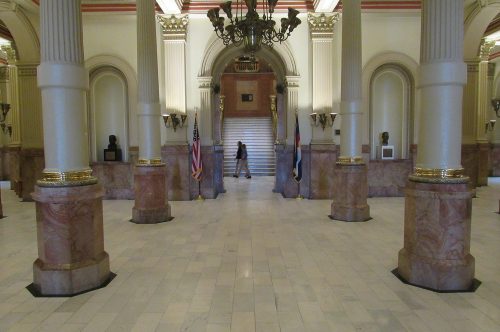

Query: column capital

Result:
[0,45,17,64]
[285,76,300,88]
[158,14,188,41]
[198,76,213,89]
[308,13,339,39]
[465,60,479,72]
[16,63,38,77]
[479,38,495,61]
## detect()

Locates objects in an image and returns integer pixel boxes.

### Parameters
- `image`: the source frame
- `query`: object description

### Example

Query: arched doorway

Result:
[198,37,299,195]
[220,55,277,177]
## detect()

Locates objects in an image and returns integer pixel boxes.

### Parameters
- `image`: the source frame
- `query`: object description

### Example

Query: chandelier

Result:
[207,0,301,53]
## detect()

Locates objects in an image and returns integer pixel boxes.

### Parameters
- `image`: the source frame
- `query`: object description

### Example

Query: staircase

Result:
[223,117,275,176]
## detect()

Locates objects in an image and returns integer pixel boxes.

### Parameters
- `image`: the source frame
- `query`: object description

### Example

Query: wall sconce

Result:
[485,120,496,133]
[162,113,187,132]
[0,123,11,136]
[492,99,500,118]
[309,112,337,130]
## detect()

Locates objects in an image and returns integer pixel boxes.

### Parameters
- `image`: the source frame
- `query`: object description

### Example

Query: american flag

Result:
[192,112,203,181]
[292,112,302,182]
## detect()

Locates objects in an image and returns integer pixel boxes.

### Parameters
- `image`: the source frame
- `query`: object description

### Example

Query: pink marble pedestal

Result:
[31,184,111,296]
[330,164,370,222]
[132,165,172,224]
[398,180,475,291]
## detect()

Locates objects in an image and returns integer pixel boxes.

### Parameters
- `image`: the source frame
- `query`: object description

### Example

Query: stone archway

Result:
[198,37,300,196]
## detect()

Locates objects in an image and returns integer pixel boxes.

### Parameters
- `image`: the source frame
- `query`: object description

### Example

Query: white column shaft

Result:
[339,0,362,157]
[416,0,466,170]
[7,66,21,145]
[312,40,333,112]
[137,0,161,160]
[164,40,186,113]
[462,62,478,144]
[286,77,299,145]
[198,77,213,145]
[38,0,88,171]
[476,60,489,142]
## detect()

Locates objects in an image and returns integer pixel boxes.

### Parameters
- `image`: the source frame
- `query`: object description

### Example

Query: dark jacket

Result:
[236,146,242,159]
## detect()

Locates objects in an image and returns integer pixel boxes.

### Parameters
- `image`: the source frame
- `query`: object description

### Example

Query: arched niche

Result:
[370,65,412,159]
[88,66,129,162]
[362,52,417,155]
[86,55,138,151]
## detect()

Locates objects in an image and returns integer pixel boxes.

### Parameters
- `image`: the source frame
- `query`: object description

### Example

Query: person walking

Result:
[233,141,242,178]
[240,144,251,179]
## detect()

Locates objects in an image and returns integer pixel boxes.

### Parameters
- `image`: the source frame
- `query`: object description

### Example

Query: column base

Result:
[330,164,371,222]
[31,253,112,296]
[132,164,173,224]
[397,180,476,292]
[30,184,111,296]
[131,205,173,224]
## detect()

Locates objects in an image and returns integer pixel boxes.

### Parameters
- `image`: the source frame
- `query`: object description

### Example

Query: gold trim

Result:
[410,167,468,184]
[37,169,97,187]
[336,156,364,165]
[413,167,464,178]
[137,158,165,167]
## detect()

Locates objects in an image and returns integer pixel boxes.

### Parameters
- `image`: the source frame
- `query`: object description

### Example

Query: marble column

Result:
[158,15,190,201]
[34,0,110,296]
[133,0,172,223]
[398,0,475,291]
[330,0,370,221]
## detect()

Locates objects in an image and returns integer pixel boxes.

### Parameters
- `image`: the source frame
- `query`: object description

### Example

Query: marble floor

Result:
[0,177,499,332]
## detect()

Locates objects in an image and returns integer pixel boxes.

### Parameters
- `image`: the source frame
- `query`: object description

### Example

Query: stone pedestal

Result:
[310,143,336,199]
[132,165,172,223]
[330,164,370,221]
[31,184,110,296]
[398,180,475,291]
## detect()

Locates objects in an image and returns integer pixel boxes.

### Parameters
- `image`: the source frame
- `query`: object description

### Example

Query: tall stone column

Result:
[398,0,475,291]
[308,13,339,143]
[133,0,172,223]
[34,0,110,296]
[476,39,495,185]
[308,13,339,199]
[159,14,188,145]
[158,15,190,201]
[330,0,370,221]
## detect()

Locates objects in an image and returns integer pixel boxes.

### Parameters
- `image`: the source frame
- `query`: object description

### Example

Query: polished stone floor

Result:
[0,177,499,332]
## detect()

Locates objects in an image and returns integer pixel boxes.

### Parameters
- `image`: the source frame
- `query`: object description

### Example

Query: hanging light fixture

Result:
[207,0,301,53]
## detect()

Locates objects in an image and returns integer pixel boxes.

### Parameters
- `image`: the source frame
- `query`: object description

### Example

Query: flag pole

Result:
[196,180,204,201]
[297,182,303,200]
[192,109,204,201]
